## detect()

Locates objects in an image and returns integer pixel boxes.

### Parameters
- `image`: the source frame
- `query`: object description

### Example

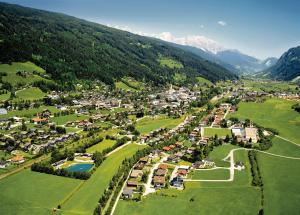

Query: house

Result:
[245,127,258,143]
[193,161,205,169]
[155,168,167,176]
[10,155,25,164]
[171,176,183,188]
[31,117,49,125]
[130,169,143,178]
[177,169,188,177]
[139,157,149,164]
[127,180,138,188]
[122,187,134,199]
[167,155,180,163]
[153,176,165,188]
[0,160,10,168]
[163,146,171,151]
[158,163,168,170]
[0,108,7,115]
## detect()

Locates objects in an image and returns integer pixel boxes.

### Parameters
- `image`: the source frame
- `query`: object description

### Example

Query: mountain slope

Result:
[266,46,300,81]
[0,3,236,86]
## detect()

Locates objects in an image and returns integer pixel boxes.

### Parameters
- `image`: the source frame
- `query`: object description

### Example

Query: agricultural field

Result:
[115,150,260,215]
[257,137,300,215]
[0,105,60,119]
[0,62,49,86]
[86,129,120,153]
[228,98,300,144]
[209,144,239,167]
[158,56,183,69]
[196,76,213,86]
[243,80,299,93]
[136,115,185,135]
[115,77,144,91]
[204,127,231,138]
[0,169,82,215]
[50,114,89,125]
[60,143,146,215]
[191,168,230,180]
[14,87,46,101]
[115,81,138,92]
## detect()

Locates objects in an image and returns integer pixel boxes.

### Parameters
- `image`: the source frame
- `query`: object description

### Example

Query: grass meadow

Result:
[228,98,300,144]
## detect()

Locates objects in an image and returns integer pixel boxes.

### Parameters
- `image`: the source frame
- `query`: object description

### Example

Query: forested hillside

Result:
[0,3,236,87]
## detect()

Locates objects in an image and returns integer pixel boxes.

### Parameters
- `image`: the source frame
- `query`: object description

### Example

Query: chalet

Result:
[163,146,171,151]
[245,127,258,143]
[171,176,183,188]
[155,168,167,176]
[130,169,143,178]
[0,160,9,168]
[122,187,134,199]
[177,169,188,177]
[127,180,138,188]
[158,163,168,170]
[31,117,49,125]
[167,155,180,163]
[139,157,149,164]
[153,176,165,188]
[10,155,25,164]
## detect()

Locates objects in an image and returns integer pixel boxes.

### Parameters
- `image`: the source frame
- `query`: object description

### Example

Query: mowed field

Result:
[204,128,232,138]
[258,137,300,215]
[60,143,146,215]
[136,115,185,135]
[228,98,300,144]
[0,169,82,215]
[50,114,89,125]
[115,150,261,215]
[191,168,230,180]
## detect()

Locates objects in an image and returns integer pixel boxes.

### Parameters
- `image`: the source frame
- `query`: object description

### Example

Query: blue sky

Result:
[2,0,300,59]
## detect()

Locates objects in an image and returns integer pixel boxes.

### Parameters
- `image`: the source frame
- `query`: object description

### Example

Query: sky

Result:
[2,0,300,59]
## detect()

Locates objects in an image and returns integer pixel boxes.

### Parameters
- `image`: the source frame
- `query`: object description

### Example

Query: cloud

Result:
[217,20,227,26]
[104,24,225,53]
[200,24,205,29]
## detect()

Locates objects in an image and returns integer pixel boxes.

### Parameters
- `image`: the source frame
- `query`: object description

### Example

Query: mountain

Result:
[216,50,276,74]
[266,46,300,81]
[0,3,236,87]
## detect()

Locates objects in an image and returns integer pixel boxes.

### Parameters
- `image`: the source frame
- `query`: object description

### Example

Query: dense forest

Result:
[0,3,236,86]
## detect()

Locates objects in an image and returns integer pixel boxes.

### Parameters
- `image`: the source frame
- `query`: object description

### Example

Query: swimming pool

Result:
[66,163,94,172]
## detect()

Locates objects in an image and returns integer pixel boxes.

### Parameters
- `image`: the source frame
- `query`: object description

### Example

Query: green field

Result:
[115,150,260,215]
[257,137,300,215]
[159,56,183,69]
[115,81,138,92]
[0,92,11,101]
[209,144,239,167]
[86,129,119,153]
[0,62,48,86]
[228,98,300,144]
[60,143,146,215]
[115,77,144,92]
[0,169,82,215]
[0,105,60,119]
[204,128,231,138]
[191,168,230,180]
[196,76,213,86]
[136,115,185,135]
[243,80,299,93]
[50,114,89,125]
[15,87,46,101]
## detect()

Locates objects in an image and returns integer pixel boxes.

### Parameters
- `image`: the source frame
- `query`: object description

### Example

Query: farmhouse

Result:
[153,176,165,188]
[245,127,258,143]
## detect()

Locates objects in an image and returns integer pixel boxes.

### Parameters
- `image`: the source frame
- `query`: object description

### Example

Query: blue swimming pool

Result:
[66,163,94,172]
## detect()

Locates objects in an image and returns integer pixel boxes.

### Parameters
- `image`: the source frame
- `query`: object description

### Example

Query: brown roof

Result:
[127,180,138,187]
[155,169,167,176]
[177,169,188,176]
[153,176,165,184]
[32,118,48,122]
[163,146,171,151]
[158,163,168,170]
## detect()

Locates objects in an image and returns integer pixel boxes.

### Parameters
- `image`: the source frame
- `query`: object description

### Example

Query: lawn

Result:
[228,98,300,144]
[15,87,46,101]
[115,150,260,215]
[0,62,49,86]
[50,114,89,125]
[0,105,60,119]
[191,168,230,180]
[86,129,120,153]
[0,169,82,215]
[204,128,231,138]
[60,143,146,215]
[136,115,185,135]
[209,144,239,167]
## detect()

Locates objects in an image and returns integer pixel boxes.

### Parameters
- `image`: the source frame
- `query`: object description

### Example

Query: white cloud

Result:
[217,20,227,26]
[104,24,225,54]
